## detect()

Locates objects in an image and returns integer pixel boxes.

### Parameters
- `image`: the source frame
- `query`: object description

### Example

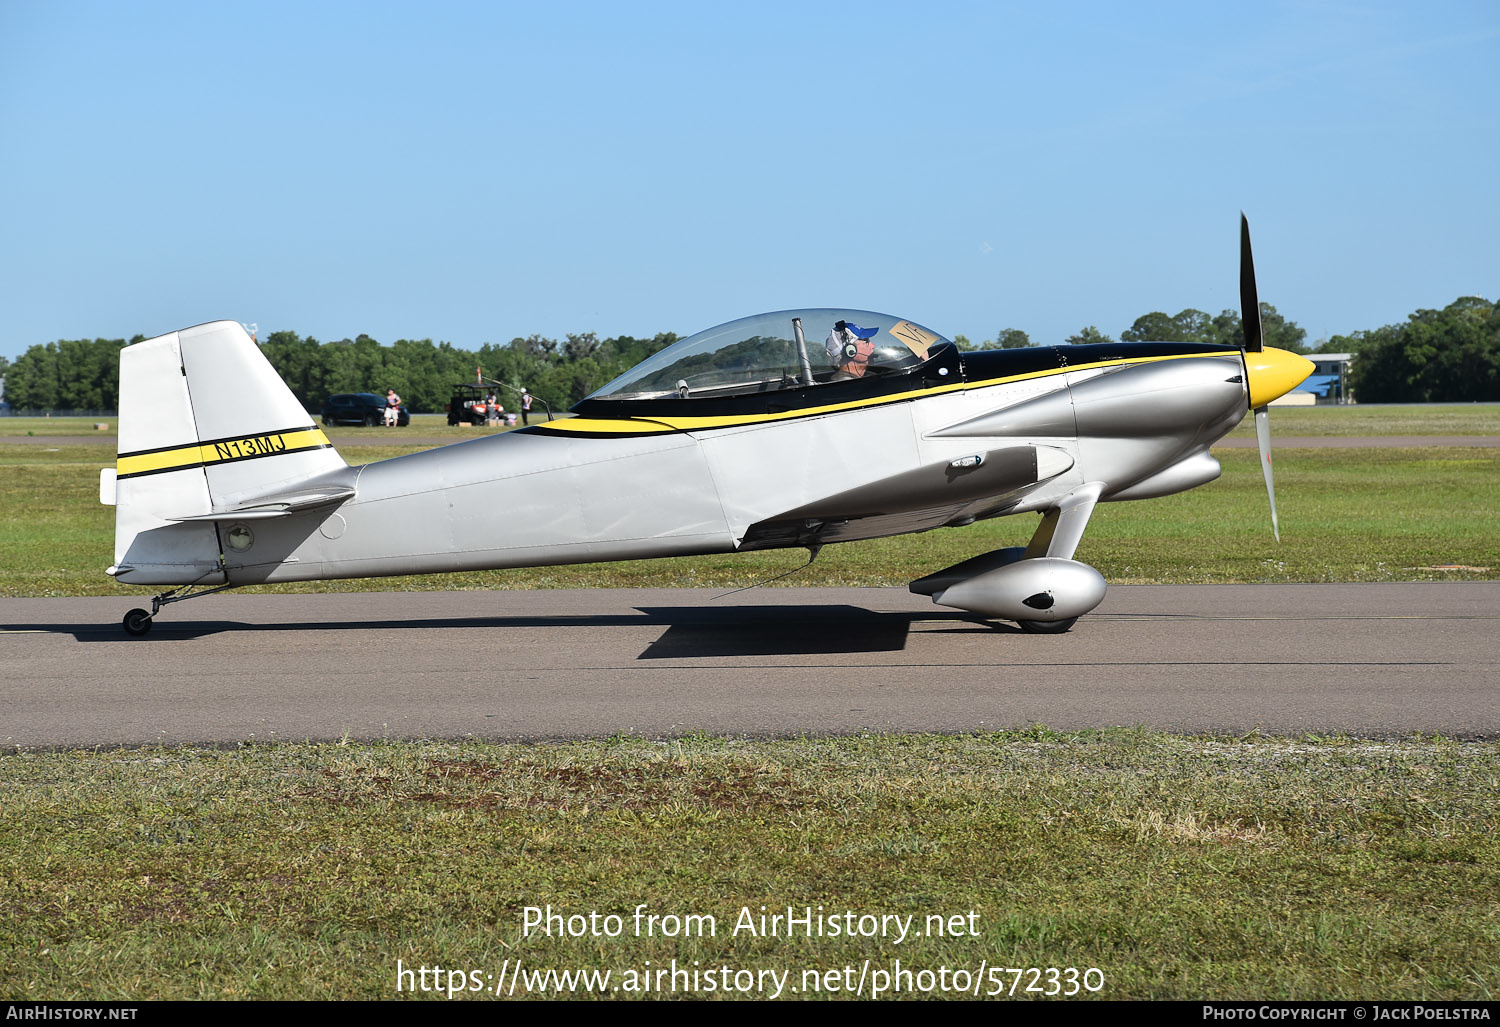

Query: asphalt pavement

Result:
[3,583,1496,747]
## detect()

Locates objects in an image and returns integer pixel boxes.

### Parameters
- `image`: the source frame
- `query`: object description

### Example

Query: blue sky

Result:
[2,0,1496,362]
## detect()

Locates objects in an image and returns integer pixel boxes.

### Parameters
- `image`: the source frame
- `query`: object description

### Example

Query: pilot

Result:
[825,320,879,380]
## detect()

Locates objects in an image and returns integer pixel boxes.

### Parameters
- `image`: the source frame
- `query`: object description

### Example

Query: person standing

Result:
[383,388,402,427]
[520,388,533,425]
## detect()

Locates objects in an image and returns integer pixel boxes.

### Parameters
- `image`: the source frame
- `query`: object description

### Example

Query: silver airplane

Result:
[101,216,1313,635]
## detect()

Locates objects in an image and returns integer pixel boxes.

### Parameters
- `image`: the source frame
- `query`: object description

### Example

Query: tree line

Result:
[962,302,1309,352]
[968,296,1499,402]
[0,329,681,415]
[3,295,1496,411]
[252,329,680,415]
[1320,296,1500,403]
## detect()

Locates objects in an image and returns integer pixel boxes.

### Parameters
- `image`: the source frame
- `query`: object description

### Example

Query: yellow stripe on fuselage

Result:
[116,427,332,479]
[544,418,680,435]
[538,351,1241,436]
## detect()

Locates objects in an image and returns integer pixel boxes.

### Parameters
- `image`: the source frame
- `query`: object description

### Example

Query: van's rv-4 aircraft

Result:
[101,216,1313,635]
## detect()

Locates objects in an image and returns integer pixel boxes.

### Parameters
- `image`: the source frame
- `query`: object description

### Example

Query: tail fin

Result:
[104,321,347,585]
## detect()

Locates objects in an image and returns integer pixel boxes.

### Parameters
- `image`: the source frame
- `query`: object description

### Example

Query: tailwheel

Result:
[119,582,238,635]
[1017,617,1077,634]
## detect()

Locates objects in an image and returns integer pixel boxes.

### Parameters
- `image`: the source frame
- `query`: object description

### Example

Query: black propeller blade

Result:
[1240,212,1263,354]
[1241,213,1279,540]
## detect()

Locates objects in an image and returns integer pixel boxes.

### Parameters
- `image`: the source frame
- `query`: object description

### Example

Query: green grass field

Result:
[1221,403,1500,437]
[3,409,1498,1001]
[4,731,1497,1000]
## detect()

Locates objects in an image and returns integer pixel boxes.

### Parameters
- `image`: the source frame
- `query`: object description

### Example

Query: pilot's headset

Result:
[846,323,876,364]
[834,320,878,365]
[834,320,860,359]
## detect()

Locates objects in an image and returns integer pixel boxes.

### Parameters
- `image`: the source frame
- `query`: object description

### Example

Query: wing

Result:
[737,443,1073,550]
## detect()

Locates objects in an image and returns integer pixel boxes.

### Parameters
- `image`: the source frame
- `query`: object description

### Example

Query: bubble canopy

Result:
[585,308,955,403]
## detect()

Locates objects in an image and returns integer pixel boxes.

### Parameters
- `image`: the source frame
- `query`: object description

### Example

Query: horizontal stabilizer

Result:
[166,485,357,522]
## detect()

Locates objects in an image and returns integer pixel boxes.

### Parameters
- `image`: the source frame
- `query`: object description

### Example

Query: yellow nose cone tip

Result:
[1245,348,1316,408]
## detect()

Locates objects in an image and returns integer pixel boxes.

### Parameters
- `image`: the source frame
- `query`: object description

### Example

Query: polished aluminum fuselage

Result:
[198,348,1249,585]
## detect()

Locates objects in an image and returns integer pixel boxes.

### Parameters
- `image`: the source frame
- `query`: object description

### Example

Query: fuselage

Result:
[200,341,1281,586]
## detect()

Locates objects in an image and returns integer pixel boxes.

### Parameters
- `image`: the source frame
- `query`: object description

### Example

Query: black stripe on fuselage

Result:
[569,341,1237,423]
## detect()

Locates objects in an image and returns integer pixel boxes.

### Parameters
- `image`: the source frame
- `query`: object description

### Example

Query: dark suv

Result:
[321,393,409,427]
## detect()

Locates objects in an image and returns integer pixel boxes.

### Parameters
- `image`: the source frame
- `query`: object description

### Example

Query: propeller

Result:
[1239,213,1281,542]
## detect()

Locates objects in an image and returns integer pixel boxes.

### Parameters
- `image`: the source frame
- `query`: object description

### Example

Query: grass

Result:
[0,416,118,436]
[2,730,1496,1000]
[1221,403,1500,437]
[3,441,1496,598]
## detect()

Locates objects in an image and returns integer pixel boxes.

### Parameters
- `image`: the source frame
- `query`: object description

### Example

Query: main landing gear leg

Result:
[122,583,238,636]
[1010,482,1105,634]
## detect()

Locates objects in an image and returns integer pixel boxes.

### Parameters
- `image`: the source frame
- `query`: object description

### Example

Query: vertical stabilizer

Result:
[108,321,346,585]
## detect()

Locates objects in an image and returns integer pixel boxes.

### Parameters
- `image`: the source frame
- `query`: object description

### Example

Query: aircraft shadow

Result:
[637,606,912,658]
[11,605,1009,654]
